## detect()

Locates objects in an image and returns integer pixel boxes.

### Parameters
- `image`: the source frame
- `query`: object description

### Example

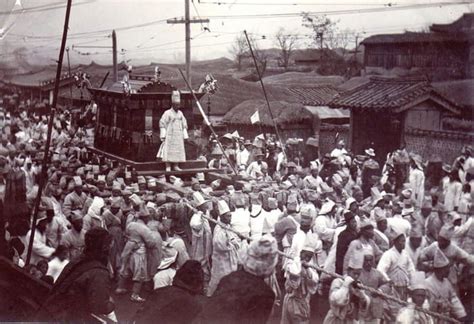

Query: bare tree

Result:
[302,13,335,50]
[229,34,248,71]
[274,27,298,70]
[249,35,269,76]
[302,13,358,58]
[335,28,355,56]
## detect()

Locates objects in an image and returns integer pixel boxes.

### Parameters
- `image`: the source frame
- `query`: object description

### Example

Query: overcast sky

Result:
[0,0,473,65]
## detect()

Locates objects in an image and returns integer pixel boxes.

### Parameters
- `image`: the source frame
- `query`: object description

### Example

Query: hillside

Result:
[263,72,345,86]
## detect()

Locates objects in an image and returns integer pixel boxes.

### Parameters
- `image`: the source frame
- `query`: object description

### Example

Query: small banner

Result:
[250,110,260,124]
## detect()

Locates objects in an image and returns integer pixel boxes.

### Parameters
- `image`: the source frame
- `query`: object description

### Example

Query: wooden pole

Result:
[178,69,238,176]
[185,0,191,86]
[66,47,73,108]
[243,30,286,159]
[183,202,460,324]
[167,5,208,87]
[25,0,73,266]
[112,30,118,82]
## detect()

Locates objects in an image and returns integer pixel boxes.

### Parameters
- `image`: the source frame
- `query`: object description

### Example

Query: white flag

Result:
[250,110,260,124]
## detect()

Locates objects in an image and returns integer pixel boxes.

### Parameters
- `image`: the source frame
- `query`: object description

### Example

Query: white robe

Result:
[157,108,187,162]
[377,246,415,288]
[21,230,55,265]
[409,167,425,208]
[231,207,251,238]
[444,181,462,212]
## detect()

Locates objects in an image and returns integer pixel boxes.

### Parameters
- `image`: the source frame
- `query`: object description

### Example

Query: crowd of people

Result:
[1,102,474,324]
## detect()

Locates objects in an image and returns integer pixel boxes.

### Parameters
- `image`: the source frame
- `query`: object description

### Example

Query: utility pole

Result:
[73,30,117,83]
[66,47,73,107]
[167,0,209,87]
[112,30,118,82]
[317,31,324,60]
[353,32,365,61]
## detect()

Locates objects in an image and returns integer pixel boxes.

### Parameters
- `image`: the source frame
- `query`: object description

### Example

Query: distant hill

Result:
[263,72,345,86]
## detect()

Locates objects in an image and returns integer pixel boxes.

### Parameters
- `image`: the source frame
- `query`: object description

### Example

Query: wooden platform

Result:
[207,172,247,190]
[87,146,207,172]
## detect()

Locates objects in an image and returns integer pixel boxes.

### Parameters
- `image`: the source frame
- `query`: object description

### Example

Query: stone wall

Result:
[405,128,474,163]
[319,124,350,157]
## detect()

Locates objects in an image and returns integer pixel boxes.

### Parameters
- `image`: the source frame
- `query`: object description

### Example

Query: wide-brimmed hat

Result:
[254,150,265,157]
[410,154,424,170]
[442,164,452,173]
[365,148,375,157]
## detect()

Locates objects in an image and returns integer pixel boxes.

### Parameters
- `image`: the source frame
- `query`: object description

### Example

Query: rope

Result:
[184,202,460,323]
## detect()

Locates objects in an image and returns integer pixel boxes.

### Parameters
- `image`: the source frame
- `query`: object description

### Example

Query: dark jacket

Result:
[195,269,275,324]
[35,257,114,323]
[133,260,205,324]
[335,228,358,275]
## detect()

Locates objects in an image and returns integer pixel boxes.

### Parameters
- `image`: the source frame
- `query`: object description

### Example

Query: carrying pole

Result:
[26,0,73,266]
[243,30,286,158]
[184,202,459,324]
[178,69,238,176]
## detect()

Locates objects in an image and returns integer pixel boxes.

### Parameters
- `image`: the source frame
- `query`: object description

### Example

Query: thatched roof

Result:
[222,99,312,126]
[197,74,297,116]
[263,72,345,86]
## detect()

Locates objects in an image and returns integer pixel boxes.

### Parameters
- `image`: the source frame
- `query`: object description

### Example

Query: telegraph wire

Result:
[0,0,95,16]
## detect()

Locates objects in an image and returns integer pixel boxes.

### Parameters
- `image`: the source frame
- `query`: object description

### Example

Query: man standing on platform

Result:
[157,90,188,172]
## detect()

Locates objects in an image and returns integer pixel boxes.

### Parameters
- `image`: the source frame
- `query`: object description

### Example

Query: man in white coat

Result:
[157,90,188,172]
[21,214,55,265]
[377,231,415,301]
[409,155,425,208]
[208,200,241,296]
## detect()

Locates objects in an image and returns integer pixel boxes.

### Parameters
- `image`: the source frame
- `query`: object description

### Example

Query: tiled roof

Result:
[430,13,474,33]
[105,79,152,93]
[5,68,76,88]
[58,85,92,101]
[288,86,341,106]
[328,76,461,114]
[361,32,467,45]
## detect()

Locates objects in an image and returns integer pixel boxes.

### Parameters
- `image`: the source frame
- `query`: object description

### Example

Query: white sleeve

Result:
[376,251,392,281]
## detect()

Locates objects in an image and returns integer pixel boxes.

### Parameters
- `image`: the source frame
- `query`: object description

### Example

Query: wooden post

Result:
[66,47,73,108]
[185,0,191,85]
[167,2,209,88]
[26,0,73,266]
[112,30,118,82]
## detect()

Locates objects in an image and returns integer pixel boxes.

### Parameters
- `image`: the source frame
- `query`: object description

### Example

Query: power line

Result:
[192,0,207,30]
[197,1,472,19]
[7,18,169,40]
[1,21,427,58]
[198,1,399,6]
[0,0,95,16]
[5,1,465,43]
[125,40,236,54]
